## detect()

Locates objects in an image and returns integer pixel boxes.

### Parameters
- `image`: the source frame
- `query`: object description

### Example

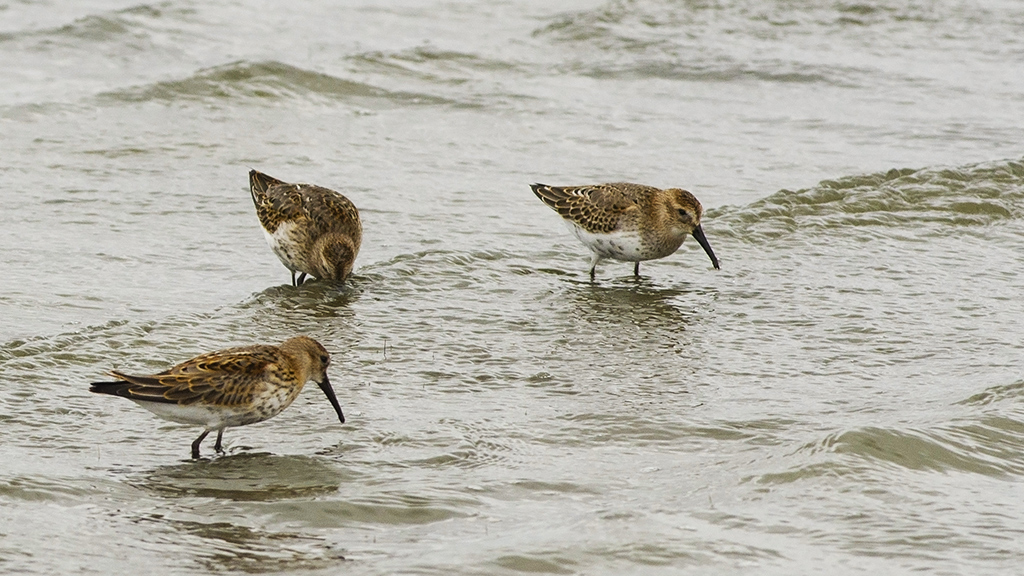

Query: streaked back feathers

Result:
[89,336,330,409]
[248,170,362,284]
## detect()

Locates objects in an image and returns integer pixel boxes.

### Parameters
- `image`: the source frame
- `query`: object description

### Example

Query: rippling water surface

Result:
[2,0,1024,574]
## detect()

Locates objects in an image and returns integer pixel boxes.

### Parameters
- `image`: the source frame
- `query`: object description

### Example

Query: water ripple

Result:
[100,60,458,107]
[713,157,1024,240]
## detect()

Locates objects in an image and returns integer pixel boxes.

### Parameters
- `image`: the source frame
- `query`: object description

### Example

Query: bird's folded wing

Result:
[112,347,279,406]
[532,184,637,234]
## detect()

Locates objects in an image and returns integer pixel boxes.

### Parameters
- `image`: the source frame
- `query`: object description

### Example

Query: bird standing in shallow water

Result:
[531,182,720,279]
[249,170,362,286]
[90,336,346,459]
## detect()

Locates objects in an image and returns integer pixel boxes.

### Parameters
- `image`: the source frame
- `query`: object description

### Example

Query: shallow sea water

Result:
[2,0,1024,574]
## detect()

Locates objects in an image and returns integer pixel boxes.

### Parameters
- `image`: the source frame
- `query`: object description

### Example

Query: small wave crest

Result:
[0,4,172,46]
[712,158,1024,240]
[100,60,455,106]
[533,0,895,85]
[816,419,1024,477]
[959,379,1024,407]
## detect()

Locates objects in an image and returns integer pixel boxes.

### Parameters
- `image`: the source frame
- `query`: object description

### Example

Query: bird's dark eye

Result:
[320,355,330,364]
[677,208,689,219]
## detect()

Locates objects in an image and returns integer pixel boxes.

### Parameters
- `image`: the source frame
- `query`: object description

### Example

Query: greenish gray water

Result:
[2,1,1024,574]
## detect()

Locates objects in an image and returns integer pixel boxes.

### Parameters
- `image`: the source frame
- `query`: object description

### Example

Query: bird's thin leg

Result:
[634,261,640,277]
[291,270,297,287]
[214,429,225,454]
[296,272,307,286]
[192,430,210,459]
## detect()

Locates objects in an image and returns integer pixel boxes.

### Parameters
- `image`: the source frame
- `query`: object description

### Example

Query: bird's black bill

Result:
[318,375,345,424]
[692,225,720,270]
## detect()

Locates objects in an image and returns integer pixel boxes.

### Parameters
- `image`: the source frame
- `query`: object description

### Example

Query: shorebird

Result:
[531,182,720,279]
[90,336,345,459]
[249,170,362,286]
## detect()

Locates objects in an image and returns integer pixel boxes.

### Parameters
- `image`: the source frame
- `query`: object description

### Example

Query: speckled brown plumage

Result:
[249,170,362,286]
[531,182,720,279]
[532,182,650,234]
[90,336,345,458]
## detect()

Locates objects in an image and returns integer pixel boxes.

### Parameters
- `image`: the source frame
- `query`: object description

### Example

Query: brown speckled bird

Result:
[89,336,345,459]
[531,182,720,279]
[249,170,362,286]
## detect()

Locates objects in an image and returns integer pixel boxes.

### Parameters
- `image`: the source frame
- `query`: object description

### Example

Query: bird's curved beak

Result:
[317,374,345,424]
[692,225,720,270]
